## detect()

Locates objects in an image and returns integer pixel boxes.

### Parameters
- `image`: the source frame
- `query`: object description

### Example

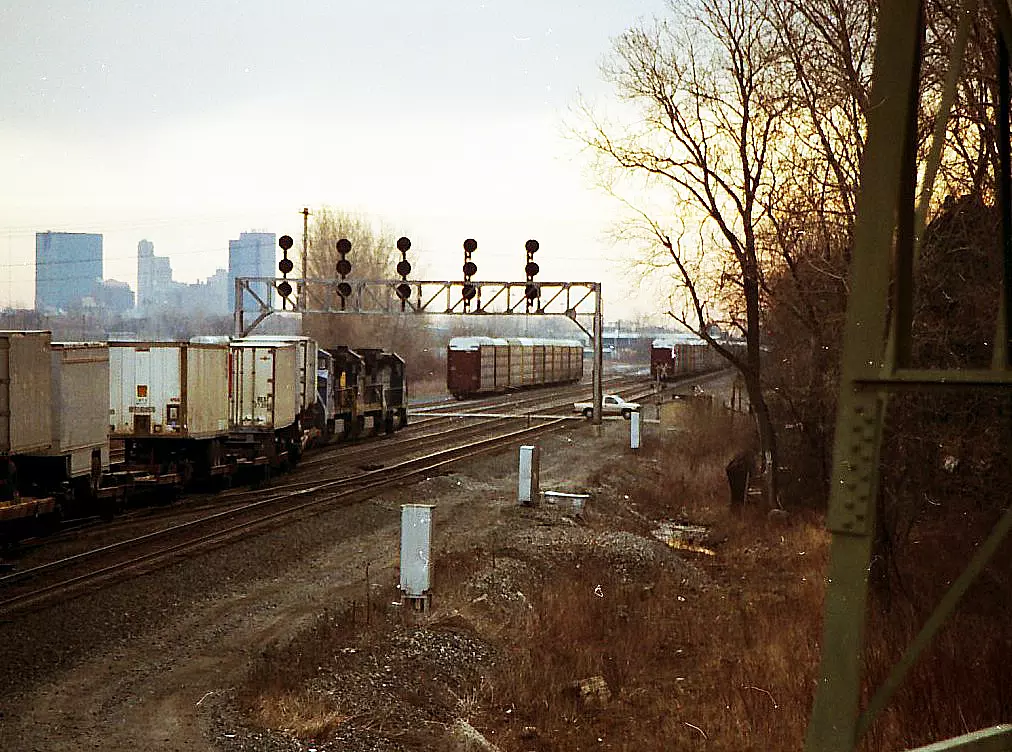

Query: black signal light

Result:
[462,238,478,311]
[524,239,540,309]
[335,238,352,310]
[277,235,295,301]
[395,237,412,310]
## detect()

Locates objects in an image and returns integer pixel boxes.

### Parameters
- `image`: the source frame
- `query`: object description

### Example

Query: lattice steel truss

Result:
[232,277,606,423]
[806,1,1012,750]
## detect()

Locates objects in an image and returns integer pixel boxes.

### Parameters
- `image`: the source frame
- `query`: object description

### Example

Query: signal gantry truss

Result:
[232,276,606,424]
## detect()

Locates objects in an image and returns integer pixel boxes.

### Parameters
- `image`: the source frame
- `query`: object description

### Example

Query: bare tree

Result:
[302,208,400,349]
[306,207,397,281]
[579,0,790,505]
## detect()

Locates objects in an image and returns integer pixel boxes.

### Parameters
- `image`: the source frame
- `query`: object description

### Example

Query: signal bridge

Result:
[232,276,606,425]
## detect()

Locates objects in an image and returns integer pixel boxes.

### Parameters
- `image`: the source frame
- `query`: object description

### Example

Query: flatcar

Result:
[447,337,584,398]
[650,333,726,380]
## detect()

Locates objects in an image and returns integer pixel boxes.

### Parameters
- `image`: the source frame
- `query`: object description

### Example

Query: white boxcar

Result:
[229,340,299,431]
[108,342,230,439]
[49,342,110,478]
[0,331,53,455]
[235,335,318,416]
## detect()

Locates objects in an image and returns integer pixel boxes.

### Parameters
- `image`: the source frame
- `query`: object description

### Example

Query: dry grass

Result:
[239,404,1010,750]
[473,516,830,751]
[240,599,396,738]
[253,690,353,739]
[467,412,832,750]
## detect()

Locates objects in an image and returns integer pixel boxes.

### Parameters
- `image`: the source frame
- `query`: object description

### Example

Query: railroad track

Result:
[0,417,572,615]
[17,371,707,551]
[0,369,727,614]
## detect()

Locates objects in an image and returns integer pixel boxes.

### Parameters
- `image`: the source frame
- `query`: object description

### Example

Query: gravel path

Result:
[0,420,654,751]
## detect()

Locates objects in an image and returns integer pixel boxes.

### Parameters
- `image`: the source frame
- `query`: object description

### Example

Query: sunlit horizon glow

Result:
[0,0,679,324]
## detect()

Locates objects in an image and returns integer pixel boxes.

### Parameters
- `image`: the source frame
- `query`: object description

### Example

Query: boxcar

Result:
[447,337,584,398]
[650,334,725,380]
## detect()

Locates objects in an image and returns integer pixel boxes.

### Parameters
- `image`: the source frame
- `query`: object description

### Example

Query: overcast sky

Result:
[1,0,669,319]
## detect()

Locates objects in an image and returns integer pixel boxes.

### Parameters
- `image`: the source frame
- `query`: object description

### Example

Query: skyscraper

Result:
[228,232,276,312]
[35,232,103,311]
[136,239,174,310]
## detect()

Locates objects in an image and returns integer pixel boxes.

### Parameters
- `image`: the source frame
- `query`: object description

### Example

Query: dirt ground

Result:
[1,384,818,752]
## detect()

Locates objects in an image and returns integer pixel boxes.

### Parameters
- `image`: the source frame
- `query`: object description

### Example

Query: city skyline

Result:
[0,1,671,320]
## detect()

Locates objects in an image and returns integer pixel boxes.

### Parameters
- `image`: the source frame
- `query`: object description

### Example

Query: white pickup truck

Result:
[573,394,641,419]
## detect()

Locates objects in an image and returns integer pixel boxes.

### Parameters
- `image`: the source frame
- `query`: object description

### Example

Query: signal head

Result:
[337,281,352,298]
[463,261,477,277]
[336,258,352,276]
[396,282,412,300]
[524,261,540,278]
[336,238,352,254]
[277,280,293,298]
[463,238,477,253]
[278,257,294,275]
[396,259,412,277]
[524,282,540,300]
[525,239,539,253]
[397,236,412,252]
[279,235,294,251]
[462,283,477,300]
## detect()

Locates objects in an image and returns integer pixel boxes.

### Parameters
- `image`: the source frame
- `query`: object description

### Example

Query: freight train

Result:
[447,337,584,398]
[650,333,728,380]
[0,330,407,538]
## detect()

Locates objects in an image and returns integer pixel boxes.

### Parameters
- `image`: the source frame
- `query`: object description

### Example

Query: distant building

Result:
[198,268,230,314]
[175,268,229,315]
[35,232,103,311]
[228,232,276,312]
[93,279,135,314]
[136,239,227,315]
[137,239,174,309]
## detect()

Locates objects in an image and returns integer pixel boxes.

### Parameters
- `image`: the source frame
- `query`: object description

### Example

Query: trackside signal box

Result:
[518,444,540,504]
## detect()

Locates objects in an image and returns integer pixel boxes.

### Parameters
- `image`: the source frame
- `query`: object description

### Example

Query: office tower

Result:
[35,232,103,311]
[228,232,276,312]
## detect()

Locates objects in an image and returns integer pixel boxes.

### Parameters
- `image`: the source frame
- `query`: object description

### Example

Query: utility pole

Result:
[299,207,310,315]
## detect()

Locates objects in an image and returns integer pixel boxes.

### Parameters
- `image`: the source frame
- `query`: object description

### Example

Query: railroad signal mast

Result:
[524,239,540,312]
[234,236,604,424]
[462,238,478,312]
